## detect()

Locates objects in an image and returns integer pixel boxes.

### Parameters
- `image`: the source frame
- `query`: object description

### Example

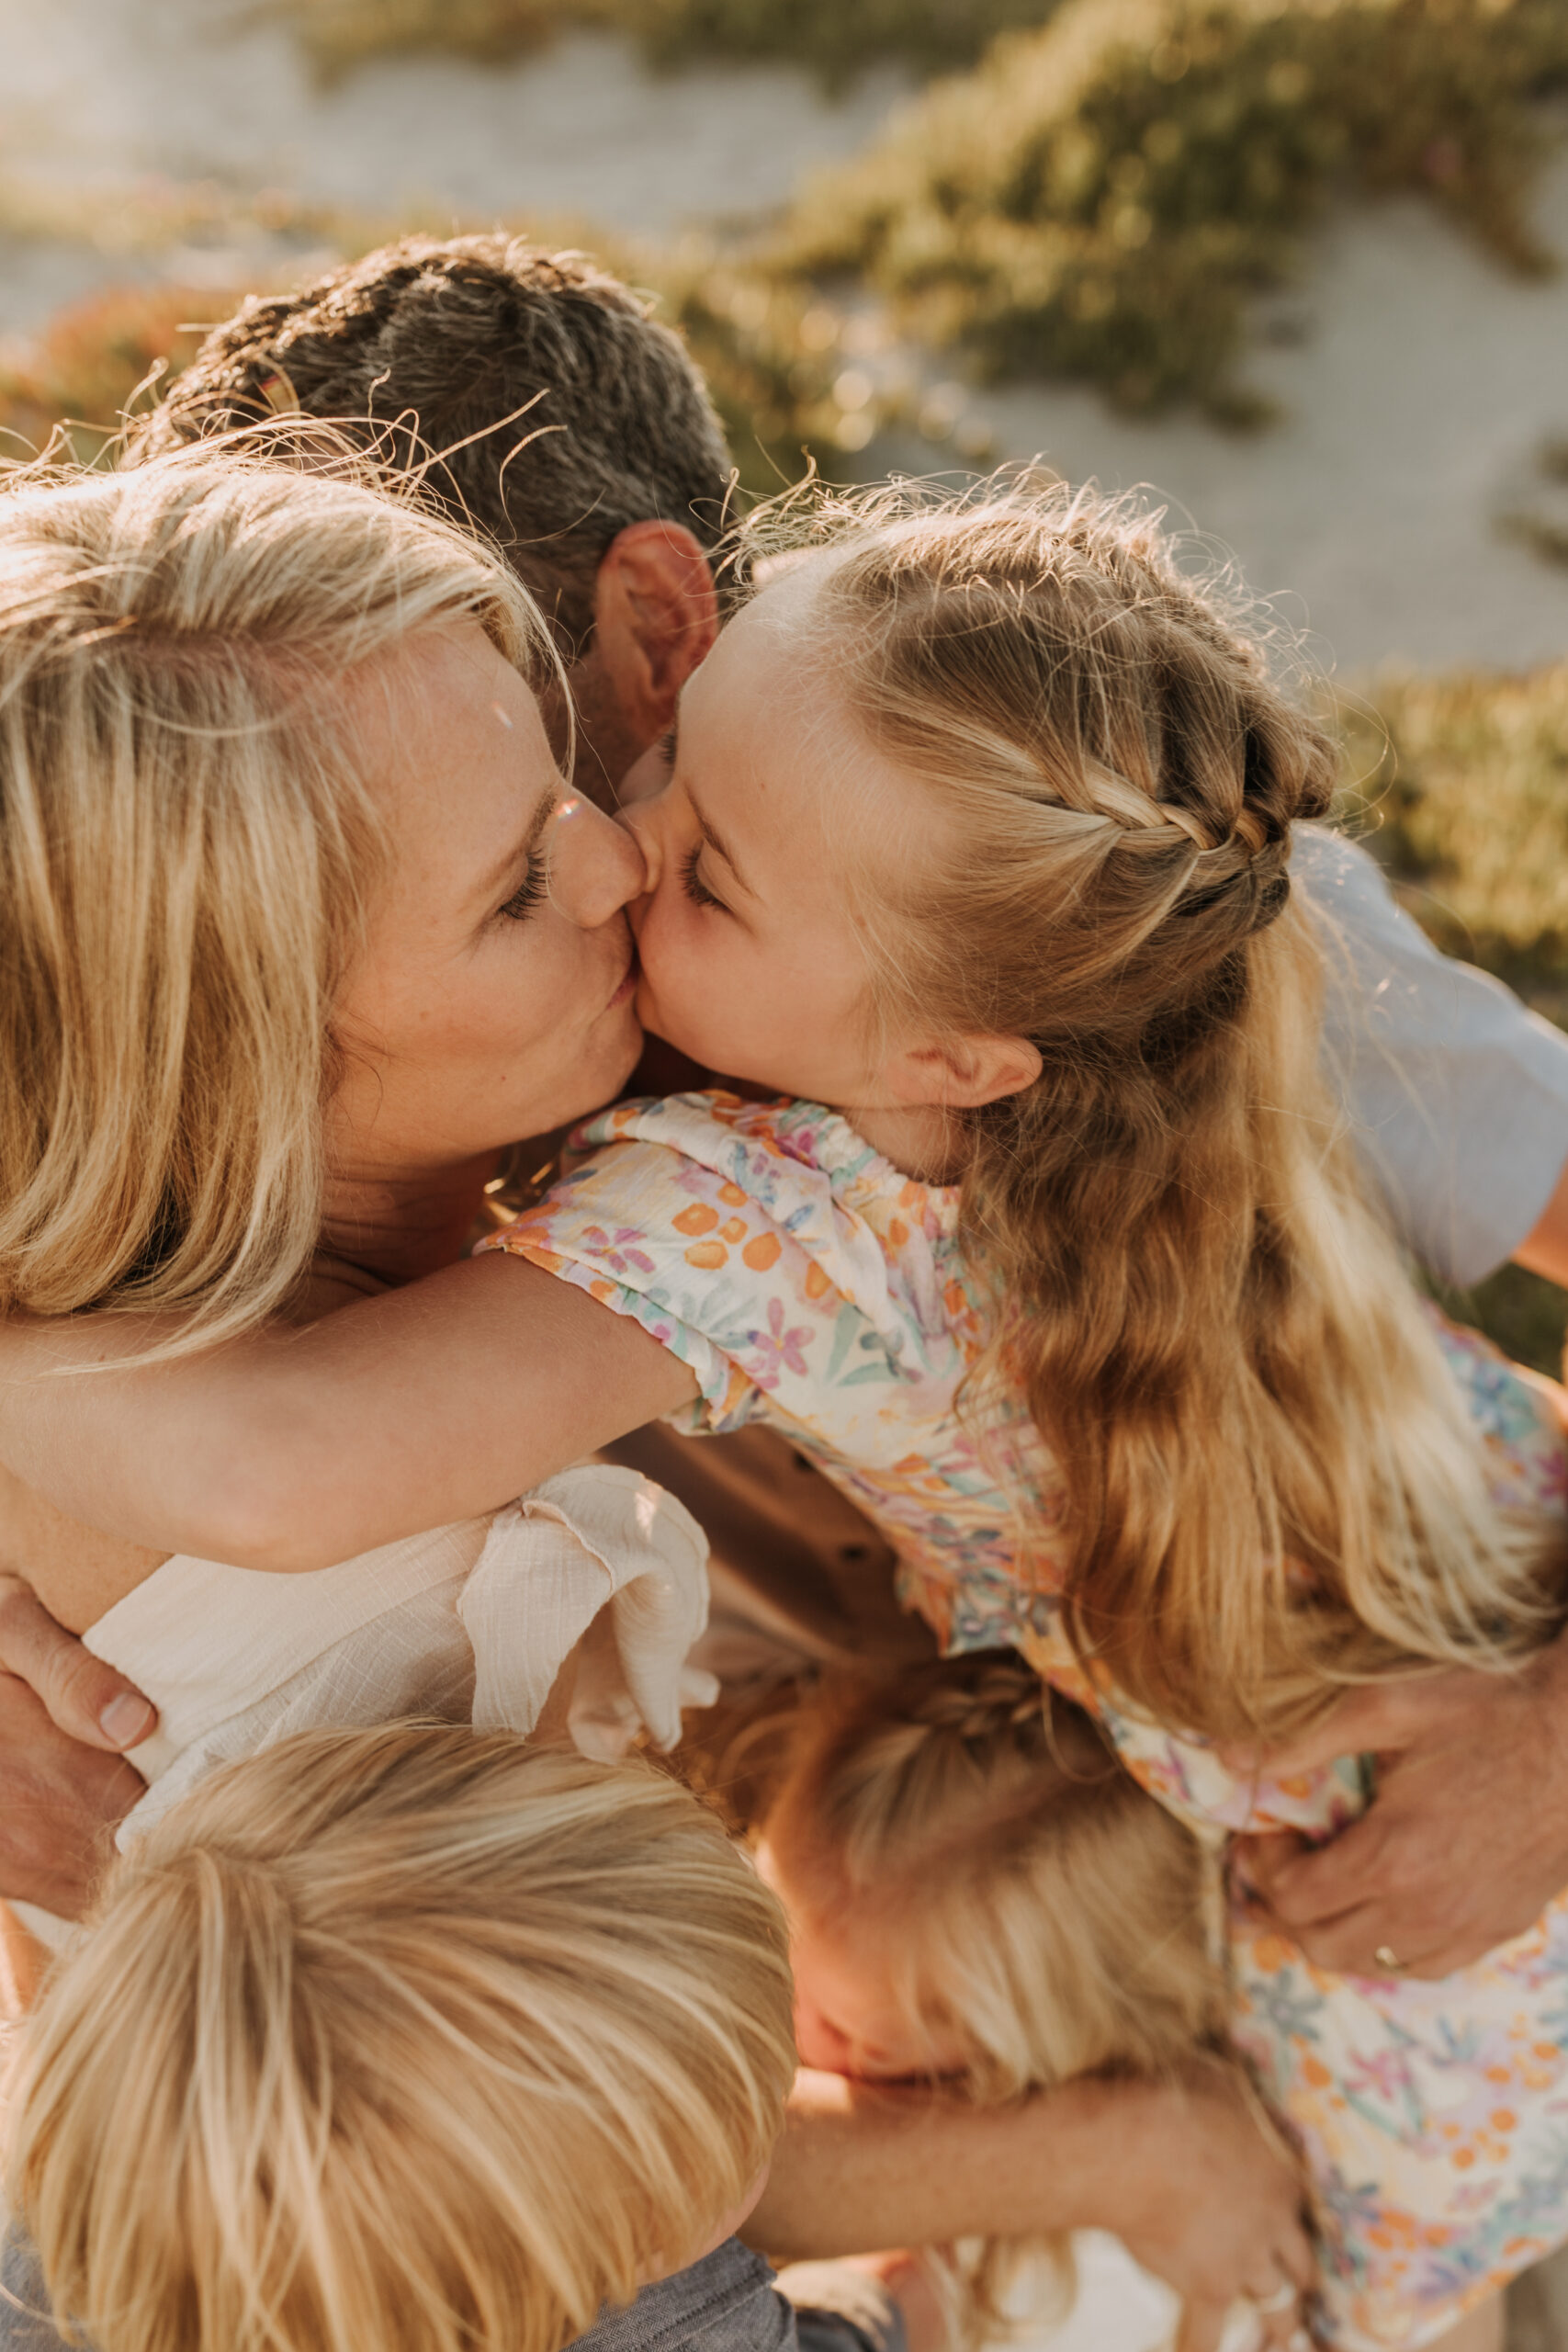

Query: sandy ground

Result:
[960,146,1568,677]
[0,0,907,255]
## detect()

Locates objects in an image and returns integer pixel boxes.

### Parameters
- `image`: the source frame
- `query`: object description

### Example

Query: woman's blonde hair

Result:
[0,440,557,1357]
[740,480,1561,1741]
[760,1654,1234,2344]
[6,1722,795,2352]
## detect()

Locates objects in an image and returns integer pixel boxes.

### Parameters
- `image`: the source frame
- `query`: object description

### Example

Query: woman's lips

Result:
[610,951,640,1008]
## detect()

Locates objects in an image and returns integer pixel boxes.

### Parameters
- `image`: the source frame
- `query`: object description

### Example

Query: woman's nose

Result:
[549,792,648,929]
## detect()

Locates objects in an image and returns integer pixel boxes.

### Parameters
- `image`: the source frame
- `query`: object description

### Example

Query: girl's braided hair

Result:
[736,478,1562,1742]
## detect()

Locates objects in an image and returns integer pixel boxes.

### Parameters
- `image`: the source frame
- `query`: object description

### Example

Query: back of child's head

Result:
[5,1722,795,2352]
[760,1651,1225,2098]
[736,481,1560,1743]
[754,1654,1231,2346]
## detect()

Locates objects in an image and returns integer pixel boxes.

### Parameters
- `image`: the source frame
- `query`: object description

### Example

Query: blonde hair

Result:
[0,441,558,1358]
[741,480,1562,1741]
[6,1722,795,2352]
[760,1654,1234,2344]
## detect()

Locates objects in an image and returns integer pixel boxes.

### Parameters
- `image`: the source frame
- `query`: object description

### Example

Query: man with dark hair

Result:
[132,233,728,801]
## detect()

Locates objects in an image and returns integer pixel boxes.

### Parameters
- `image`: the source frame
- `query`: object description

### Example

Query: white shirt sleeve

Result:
[1295,824,1568,1286]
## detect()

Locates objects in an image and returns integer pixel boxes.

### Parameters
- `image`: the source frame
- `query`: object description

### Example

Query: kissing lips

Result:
[609,949,640,1009]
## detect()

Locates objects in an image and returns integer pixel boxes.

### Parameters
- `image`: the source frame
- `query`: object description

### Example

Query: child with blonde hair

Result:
[1,1720,908,2352]
[739,1651,1248,2351]
[9,479,1568,2348]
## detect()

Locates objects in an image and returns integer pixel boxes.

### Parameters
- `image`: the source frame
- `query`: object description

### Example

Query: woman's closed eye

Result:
[497,855,548,922]
[681,842,728,913]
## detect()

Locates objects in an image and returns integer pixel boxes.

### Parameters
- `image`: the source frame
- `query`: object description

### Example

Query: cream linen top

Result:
[17,1464,715,1946]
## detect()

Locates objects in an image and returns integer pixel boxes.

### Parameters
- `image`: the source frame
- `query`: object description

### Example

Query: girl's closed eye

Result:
[681,842,728,913]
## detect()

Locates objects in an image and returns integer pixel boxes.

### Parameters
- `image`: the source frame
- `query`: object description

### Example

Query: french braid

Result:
[741,481,1561,1741]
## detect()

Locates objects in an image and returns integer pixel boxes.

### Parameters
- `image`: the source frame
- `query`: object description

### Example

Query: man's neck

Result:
[318,1155,498,1290]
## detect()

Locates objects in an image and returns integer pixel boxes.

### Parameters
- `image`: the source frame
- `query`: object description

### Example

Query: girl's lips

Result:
[610,952,640,1008]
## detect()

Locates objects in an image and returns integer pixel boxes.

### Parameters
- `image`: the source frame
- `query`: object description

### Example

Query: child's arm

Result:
[0,1253,699,1573]
[753,2065,1313,2352]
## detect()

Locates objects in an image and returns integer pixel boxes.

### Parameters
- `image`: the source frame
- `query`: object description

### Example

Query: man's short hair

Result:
[130,233,735,658]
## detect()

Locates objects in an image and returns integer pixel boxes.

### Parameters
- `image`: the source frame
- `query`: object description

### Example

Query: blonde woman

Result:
[0,448,1307,2346]
[6,481,1565,2351]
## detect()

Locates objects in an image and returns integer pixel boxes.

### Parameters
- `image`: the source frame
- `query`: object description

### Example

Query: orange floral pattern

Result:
[483,1090,1568,2348]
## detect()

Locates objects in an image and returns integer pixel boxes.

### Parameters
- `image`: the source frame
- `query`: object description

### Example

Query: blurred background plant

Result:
[263,0,1059,87]
[774,0,1568,422]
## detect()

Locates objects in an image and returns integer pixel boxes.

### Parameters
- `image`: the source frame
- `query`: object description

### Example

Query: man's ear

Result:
[885,1033,1043,1111]
[592,520,719,744]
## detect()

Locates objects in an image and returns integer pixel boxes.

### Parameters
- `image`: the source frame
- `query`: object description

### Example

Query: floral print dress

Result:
[481,1091,1568,2351]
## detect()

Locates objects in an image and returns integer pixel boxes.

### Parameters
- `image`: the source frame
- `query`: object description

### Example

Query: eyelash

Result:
[681,842,727,912]
[498,857,548,922]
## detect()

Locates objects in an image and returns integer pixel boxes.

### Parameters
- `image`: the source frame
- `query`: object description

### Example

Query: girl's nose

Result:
[549,792,647,929]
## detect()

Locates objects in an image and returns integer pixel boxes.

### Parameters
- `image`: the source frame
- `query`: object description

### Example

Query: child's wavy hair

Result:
[735,477,1561,1741]
[757,1652,1239,2346]
[4,1723,795,2352]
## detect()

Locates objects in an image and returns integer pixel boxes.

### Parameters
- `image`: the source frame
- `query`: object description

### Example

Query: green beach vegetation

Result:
[265,0,1058,87]
[774,0,1568,422]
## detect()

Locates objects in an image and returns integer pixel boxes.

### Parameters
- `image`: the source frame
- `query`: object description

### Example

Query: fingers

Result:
[1269,2222,1317,2297]
[1221,1673,1455,1781]
[1174,2297,1228,2352]
[0,1670,142,1915]
[1234,1814,1390,1931]
[1239,1887,1490,1980]
[0,1575,155,1748]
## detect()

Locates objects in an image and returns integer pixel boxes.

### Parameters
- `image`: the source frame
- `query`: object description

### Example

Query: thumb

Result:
[0,1577,156,1751]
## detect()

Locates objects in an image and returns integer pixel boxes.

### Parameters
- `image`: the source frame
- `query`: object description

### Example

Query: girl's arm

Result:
[753,2066,1314,2352]
[0,1254,698,1572]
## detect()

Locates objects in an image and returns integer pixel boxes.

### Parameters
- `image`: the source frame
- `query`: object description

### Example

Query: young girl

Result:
[733,1649,1255,2352]
[6,481,1568,2349]
[2,1719,908,2352]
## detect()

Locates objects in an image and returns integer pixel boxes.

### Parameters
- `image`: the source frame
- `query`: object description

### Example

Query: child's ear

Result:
[592,521,719,741]
[889,1034,1043,1111]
